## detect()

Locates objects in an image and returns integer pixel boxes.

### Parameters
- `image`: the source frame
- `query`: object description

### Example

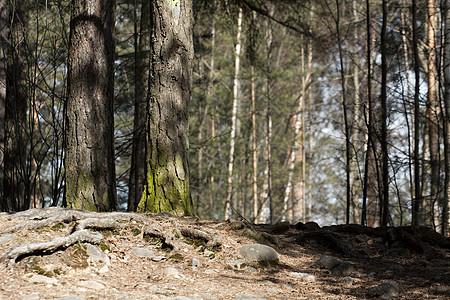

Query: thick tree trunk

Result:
[129,1,150,212]
[4,1,27,212]
[225,7,243,221]
[65,0,117,211]
[137,0,193,216]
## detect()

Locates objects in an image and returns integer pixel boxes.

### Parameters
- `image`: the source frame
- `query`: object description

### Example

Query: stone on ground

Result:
[367,281,399,299]
[310,256,340,269]
[238,244,279,264]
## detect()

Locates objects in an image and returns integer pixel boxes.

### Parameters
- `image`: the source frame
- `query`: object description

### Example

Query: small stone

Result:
[367,282,399,299]
[86,244,110,266]
[22,293,40,300]
[132,247,155,258]
[164,267,180,278]
[235,294,266,300]
[387,264,405,274]
[56,297,85,300]
[151,256,166,262]
[267,289,279,295]
[191,258,202,268]
[204,249,215,259]
[283,284,295,292]
[204,269,218,274]
[76,280,106,290]
[342,276,354,287]
[28,274,57,285]
[172,297,202,300]
[332,262,356,275]
[310,256,340,270]
[246,266,258,273]
[289,272,316,282]
[200,293,217,300]
[238,244,279,264]
[227,259,247,269]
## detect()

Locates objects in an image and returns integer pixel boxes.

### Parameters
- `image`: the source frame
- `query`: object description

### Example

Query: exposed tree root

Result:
[0,230,103,267]
[295,230,357,257]
[143,225,181,251]
[179,227,222,250]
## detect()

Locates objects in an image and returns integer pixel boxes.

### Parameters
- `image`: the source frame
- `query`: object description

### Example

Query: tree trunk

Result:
[224,7,243,220]
[412,0,422,227]
[427,0,440,231]
[137,0,193,216]
[251,64,258,223]
[0,0,8,209]
[4,1,27,212]
[442,0,450,236]
[129,1,150,212]
[65,0,117,211]
[380,0,390,226]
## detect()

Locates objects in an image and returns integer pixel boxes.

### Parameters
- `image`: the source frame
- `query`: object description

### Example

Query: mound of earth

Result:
[0,208,449,299]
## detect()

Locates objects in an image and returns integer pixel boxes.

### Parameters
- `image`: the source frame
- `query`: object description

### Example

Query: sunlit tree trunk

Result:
[225,7,243,220]
[65,0,117,211]
[427,0,440,231]
[137,0,193,215]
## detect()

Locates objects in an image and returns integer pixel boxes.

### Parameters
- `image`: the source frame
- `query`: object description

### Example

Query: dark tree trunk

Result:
[412,0,422,226]
[128,1,150,212]
[137,0,193,215]
[65,0,117,211]
[380,0,390,226]
[442,0,450,236]
[3,1,27,212]
[0,0,8,210]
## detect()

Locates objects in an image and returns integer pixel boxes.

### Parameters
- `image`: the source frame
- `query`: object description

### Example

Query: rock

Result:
[28,274,57,285]
[21,293,40,300]
[332,262,356,275]
[342,276,354,287]
[86,244,110,266]
[238,244,279,264]
[246,266,258,273]
[367,282,399,299]
[191,257,202,268]
[76,280,106,290]
[267,289,279,295]
[204,249,215,259]
[227,259,247,269]
[282,284,295,292]
[310,256,340,270]
[132,247,155,258]
[172,297,202,300]
[387,264,405,275]
[235,294,266,300]
[0,234,17,245]
[200,293,217,300]
[204,269,218,274]
[164,267,180,278]
[56,297,85,300]
[289,272,316,282]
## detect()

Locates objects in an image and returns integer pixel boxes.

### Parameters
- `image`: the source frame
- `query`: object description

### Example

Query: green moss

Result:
[50,223,65,231]
[99,240,110,252]
[138,159,192,216]
[185,237,206,250]
[131,228,141,236]
[168,253,184,262]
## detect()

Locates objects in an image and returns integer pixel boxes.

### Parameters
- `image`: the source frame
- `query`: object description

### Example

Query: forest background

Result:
[0,0,448,237]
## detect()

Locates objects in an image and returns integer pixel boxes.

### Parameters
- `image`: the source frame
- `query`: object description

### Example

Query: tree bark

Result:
[380,0,390,226]
[65,0,117,211]
[137,0,193,216]
[0,0,8,210]
[4,1,27,212]
[129,1,150,212]
[442,0,450,236]
[225,7,243,221]
[412,0,422,227]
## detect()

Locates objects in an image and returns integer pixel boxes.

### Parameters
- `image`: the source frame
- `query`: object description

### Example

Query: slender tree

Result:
[129,1,150,212]
[0,0,8,208]
[65,0,117,211]
[137,0,194,215]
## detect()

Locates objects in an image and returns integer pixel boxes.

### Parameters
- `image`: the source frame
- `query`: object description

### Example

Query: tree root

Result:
[0,230,103,268]
[143,225,180,251]
[179,227,222,250]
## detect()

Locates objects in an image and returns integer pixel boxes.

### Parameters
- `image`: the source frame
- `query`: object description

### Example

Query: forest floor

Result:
[0,207,449,300]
